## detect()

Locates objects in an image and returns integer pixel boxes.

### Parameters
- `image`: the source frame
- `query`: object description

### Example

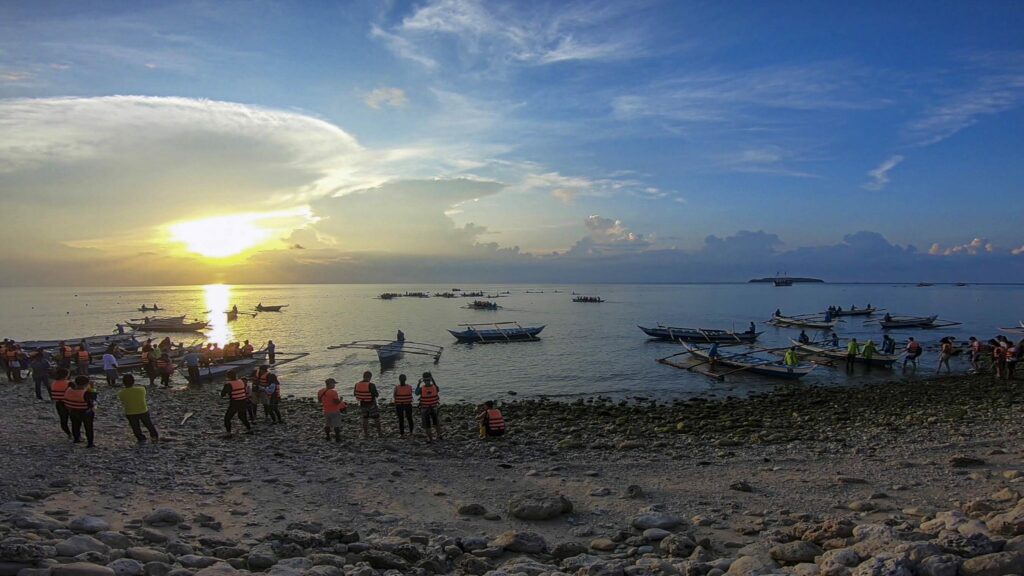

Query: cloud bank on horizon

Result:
[0,1,1022,285]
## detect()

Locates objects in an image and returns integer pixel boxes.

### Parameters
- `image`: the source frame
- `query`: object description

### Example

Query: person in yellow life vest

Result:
[353,371,382,439]
[415,371,442,443]
[49,367,73,438]
[861,340,877,370]
[845,337,859,372]
[317,378,347,442]
[118,374,159,444]
[156,353,174,388]
[75,342,91,377]
[220,370,253,437]
[64,375,97,447]
[393,374,414,436]
[477,400,506,438]
[903,337,922,370]
[783,347,799,372]
[241,340,254,357]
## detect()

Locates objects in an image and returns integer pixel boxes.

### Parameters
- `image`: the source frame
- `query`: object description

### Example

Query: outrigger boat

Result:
[448,322,545,343]
[255,304,288,312]
[327,340,443,366]
[186,351,308,383]
[463,300,500,310]
[659,342,815,380]
[638,325,760,343]
[999,321,1024,335]
[572,296,605,303]
[829,306,880,317]
[790,339,897,368]
[767,313,838,330]
[17,332,140,351]
[125,316,208,333]
[873,314,960,329]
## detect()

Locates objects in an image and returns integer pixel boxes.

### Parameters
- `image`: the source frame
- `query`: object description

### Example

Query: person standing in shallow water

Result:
[221,370,253,437]
[353,371,382,439]
[266,340,276,364]
[117,374,159,444]
[393,374,414,436]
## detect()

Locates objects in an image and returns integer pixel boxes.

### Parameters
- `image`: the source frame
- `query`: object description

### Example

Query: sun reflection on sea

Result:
[204,284,233,346]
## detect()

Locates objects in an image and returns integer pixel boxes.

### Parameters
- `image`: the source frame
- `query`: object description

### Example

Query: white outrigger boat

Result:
[790,339,898,368]
[767,313,838,330]
[327,339,443,366]
[658,342,816,381]
[186,351,309,383]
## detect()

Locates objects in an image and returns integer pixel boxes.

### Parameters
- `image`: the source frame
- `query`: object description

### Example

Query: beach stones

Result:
[245,544,278,570]
[489,531,547,554]
[959,551,1024,576]
[107,558,144,576]
[508,493,573,521]
[631,512,684,530]
[52,563,117,576]
[56,536,111,558]
[770,541,823,565]
[456,503,486,516]
[69,517,111,534]
[142,510,182,527]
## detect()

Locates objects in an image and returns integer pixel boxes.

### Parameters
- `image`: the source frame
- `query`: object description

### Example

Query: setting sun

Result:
[168,207,315,258]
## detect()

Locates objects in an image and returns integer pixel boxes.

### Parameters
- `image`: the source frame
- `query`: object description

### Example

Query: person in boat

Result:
[49,368,72,438]
[707,342,720,370]
[784,347,799,371]
[774,309,782,317]
[477,400,506,438]
[221,370,253,437]
[747,322,757,334]
[267,340,276,365]
[317,378,347,442]
[829,332,840,347]
[256,303,263,312]
[850,305,857,311]
[416,372,442,442]
[29,348,51,400]
[241,340,254,357]
[936,337,954,375]
[824,309,832,323]
[353,371,382,439]
[393,374,414,436]
[118,374,159,444]
[64,375,97,447]
[883,313,892,323]
[212,343,224,361]
[231,305,238,314]
[903,337,922,369]
[396,330,405,342]
[798,330,810,344]
[845,338,858,372]
[102,344,120,387]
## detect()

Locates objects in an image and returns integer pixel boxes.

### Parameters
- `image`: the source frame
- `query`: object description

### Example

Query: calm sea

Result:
[2,283,1020,402]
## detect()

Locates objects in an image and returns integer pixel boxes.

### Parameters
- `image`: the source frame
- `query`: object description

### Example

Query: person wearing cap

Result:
[317,378,347,442]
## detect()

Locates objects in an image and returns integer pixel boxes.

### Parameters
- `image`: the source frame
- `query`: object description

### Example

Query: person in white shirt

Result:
[102,345,119,387]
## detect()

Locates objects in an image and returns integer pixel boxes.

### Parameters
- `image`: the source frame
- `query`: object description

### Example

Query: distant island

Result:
[748,277,825,283]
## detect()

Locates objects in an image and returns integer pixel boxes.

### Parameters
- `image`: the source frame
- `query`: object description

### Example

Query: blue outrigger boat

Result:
[639,325,760,343]
[448,322,545,343]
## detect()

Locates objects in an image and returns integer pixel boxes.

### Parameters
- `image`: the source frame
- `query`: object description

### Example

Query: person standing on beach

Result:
[861,340,877,369]
[393,374,414,436]
[75,342,91,377]
[354,371,382,439]
[183,348,201,384]
[784,347,799,372]
[57,341,73,370]
[63,375,97,447]
[5,344,24,382]
[1006,340,1019,380]
[256,366,283,424]
[49,368,72,438]
[102,345,119,387]
[141,340,157,385]
[845,338,859,372]
[903,337,922,369]
[317,378,347,442]
[416,372,442,442]
[221,370,253,437]
[267,340,276,364]
[707,342,720,370]
[28,348,51,400]
[156,353,174,388]
[117,374,159,444]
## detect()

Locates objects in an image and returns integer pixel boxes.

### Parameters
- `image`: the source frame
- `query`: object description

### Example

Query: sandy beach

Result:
[2,373,1024,576]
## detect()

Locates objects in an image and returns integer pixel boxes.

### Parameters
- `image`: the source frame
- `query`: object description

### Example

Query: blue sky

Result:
[1,1,1022,284]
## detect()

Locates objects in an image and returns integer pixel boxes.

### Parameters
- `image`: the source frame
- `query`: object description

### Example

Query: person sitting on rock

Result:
[477,401,505,438]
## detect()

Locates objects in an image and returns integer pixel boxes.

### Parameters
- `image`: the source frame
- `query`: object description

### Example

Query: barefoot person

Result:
[354,371,382,439]
[416,372,442,442]
[317,378,347,442]
[477,400,505,438]
[117,374,159,444]
[393,374,414,436]
[221,370,253,437]
[64,376,97,447]
[936,337,954,374]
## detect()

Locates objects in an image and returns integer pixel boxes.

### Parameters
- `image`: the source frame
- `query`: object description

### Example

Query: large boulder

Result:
[818,548,861,576]
[13,514,66,531]
[56,536,111,558]
[359,550,408,571]
[987,502,1024,537]
[660,534,697,557]
[508,493,573,521]
[916,554,961,576]
[489,531,547,554]
[959,551,1024,576]
[850,554,912,576]
[126,549,170,565]
[246,543,278,570]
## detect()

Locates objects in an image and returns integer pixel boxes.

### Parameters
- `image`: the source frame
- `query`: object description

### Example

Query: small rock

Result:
[107,559,144,576]
[457,504,487,517]
[70,517,111,534]
[142,510,183,527]
[489,531,547,554]
[949,455,986,468]
[52,563,116,576]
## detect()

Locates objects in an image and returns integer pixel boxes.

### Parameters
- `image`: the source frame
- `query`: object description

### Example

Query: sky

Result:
[1,0,1023,285]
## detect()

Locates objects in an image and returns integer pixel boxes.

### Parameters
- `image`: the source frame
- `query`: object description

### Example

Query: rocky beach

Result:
[2,374,1023,576]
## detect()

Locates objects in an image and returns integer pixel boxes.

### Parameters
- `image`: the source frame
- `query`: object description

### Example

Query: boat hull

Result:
[879,315,938,329]
[638,326,759,343]
[448,326,545,343]
[18,333,139,351]
[831,308,876,317]
[768,316,837,330]
[791,340,896,368]
[685,346,813,380]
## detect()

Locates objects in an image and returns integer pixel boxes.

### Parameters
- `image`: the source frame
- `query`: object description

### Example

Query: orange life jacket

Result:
[394,384,413,405]
[486,408,505,431]
[157,357,172,372]
[419,383,439,407]
[61,346,73,359]
[51,379,70,402]
[994,346,1006,360]
[141,350,151,363]
[228,379,247,401]
[354,381,374,403]
[77,350,90,362]
[907,341,921,353]
[63,388,89,411]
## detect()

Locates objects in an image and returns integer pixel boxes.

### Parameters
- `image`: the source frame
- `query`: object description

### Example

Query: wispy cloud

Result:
[363,87,409,109]
[863,155,904,190]
[928,237,995,256]
[369,25,438,69]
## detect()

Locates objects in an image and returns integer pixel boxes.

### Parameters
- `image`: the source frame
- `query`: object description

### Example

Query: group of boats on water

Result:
[120,303,290,333]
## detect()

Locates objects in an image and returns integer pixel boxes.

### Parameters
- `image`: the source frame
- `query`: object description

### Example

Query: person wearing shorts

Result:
[353,371,382,439]
[317,378,347,442]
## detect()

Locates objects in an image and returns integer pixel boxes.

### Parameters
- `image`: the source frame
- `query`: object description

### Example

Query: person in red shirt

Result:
[317,378,347,442]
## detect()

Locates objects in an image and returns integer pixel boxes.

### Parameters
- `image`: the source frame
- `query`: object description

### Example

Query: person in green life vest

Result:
[784,347,799,371]
[845,337,859,372]
[117,374,159,444]
[861,340,877,366]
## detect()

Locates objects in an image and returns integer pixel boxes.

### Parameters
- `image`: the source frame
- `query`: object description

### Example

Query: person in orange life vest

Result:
[415,371,442,442]
[57,340,73,370]
[393,374,414,436]
[990,339,1006,379]
[64,375,97,447]
[220,370,253,436]
[74,342,91,377]
[254,365,283,424]
[902,337,922,369]
[156,353,174,388]
[140,340,157,385]
[317,378,347,442]
[4,343,24,382]
[477,400,506,438]
[49,367,73,438]
[241,340,254,357]
[354,371,382,439]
